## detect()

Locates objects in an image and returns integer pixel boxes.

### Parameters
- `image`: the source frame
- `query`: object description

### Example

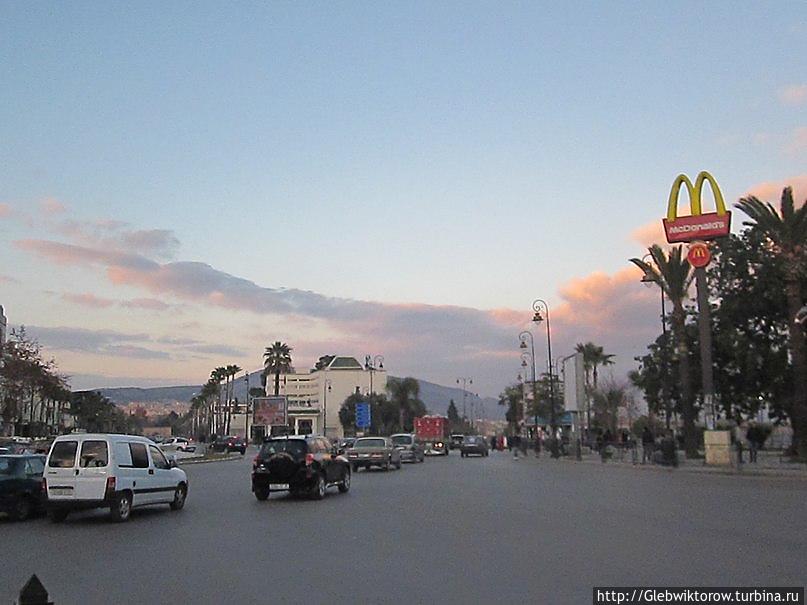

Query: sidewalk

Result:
[531,448,807,480]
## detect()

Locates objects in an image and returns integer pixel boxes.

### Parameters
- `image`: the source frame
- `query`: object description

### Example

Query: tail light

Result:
[105,476,116,495]
[305,453,315,466]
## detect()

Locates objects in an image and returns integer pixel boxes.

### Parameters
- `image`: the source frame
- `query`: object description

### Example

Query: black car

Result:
[211,435,246,455]
[251,436,350,501]
[460,435,489,457]
[0,454,46,521]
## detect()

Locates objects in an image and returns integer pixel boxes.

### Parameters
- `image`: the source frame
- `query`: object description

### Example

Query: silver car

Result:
[346,437,402,471]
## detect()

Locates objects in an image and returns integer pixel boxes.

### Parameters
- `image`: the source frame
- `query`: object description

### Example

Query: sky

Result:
[1,2,806,396]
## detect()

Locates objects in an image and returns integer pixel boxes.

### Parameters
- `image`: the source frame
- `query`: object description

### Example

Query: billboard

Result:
[253,396,288,426]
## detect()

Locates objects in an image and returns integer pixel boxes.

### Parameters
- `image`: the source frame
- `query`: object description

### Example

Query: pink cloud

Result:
[745,175,807,205]
[0,203,12,218]
[630,221,666,248]
[41,198,67,214]
[779,84,807,106]
[62,293,116,308]
[788,127,807,153]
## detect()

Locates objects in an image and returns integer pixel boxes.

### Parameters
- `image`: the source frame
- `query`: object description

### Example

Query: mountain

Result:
[96,374,505,420]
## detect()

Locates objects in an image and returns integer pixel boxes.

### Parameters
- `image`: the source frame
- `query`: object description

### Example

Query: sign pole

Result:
[695,266,716,429]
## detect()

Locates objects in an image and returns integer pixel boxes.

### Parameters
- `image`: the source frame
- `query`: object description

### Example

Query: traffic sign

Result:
[687,242,711,268]
[355,402,371,429]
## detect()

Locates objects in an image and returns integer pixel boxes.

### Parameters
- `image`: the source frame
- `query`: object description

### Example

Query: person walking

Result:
[641,425,655,464]
[490,435,497,452]
[746,424,759,463]
[511,433,521,460]
[534,430,542,458]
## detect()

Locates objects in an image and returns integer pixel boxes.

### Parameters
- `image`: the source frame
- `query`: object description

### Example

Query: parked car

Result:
[449,434,465,450]
[0,440,26,455]
[391,433,425,463]
[0,454,47,521]
[460,435,489,457]
[44,433,189,523]
[211,435,246,454]
[251,435,350,501]
[346,437,402,471]
[160,437,196,453]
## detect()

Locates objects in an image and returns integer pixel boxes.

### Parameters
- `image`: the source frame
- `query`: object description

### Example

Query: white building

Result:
[265,356,386,439]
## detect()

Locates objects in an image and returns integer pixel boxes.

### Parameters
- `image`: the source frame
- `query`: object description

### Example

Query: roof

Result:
[327,356,364,370]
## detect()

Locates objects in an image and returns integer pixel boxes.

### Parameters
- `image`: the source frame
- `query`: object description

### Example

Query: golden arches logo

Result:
[662,171,731,244]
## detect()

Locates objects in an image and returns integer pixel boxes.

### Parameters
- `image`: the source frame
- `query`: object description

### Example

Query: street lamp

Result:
[519,331,538,436]
[532,298,559,458]
[322,378,332,438]
[243,374,250,447]
[456,377,472,428]
[641,253,671,429]
[365,354,384,394]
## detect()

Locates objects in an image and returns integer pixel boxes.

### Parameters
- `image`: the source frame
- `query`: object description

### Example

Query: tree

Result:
[591,380,628,435]
[386,377,426,432]
[736,188,807,460]
[446,399,461,428]
[313,355,335,371]
[631,245,697,457]
[263,342,293,396]
[339,392,398,435]
[575,342,615,391]
[498,384,523,429]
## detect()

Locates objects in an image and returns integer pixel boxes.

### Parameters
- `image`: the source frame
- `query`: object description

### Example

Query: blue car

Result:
[0,454,46,521]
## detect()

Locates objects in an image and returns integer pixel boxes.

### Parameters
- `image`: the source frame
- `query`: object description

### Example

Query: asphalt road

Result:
[3,450,806,604]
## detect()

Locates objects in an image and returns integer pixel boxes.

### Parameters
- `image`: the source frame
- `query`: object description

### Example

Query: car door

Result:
[74,439,109,501]
[319,438,339,483]
[148,444,175,503]
[123,441,153,506]
[23,457,45,505]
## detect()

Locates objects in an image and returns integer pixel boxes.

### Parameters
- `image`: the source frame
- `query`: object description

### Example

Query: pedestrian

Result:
[746,424,759,463]
[490,435,497,452]
[511,434,521,460]
[734,424,744,465]
[534,431,542,458]
[519,433,528,457]
[641,425,655,464]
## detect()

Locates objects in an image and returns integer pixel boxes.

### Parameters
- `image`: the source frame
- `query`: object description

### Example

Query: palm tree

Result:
[737,187,807,460]
[263,342,293,396]
[209,368,226,435]
[631,244,696,457]
[224,364,242,434]
[574,342,615,391]
[386,377,425,432]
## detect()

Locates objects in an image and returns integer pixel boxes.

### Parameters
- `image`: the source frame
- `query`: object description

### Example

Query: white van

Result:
[44,433,188,523]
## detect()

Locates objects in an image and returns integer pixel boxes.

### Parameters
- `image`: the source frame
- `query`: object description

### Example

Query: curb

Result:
[179,454,243,465]
[552,455,807,480]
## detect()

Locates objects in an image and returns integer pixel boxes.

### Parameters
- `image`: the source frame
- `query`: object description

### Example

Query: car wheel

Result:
[311,473,326,500]
[169,484,187,511]
[13,496,32,521]
[254,488,270,501]
[110,492,132,523]
[50,509,69,523]
[338,468,351,493]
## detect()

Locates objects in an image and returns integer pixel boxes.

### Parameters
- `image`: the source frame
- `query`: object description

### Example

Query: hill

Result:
[96,374,504,420]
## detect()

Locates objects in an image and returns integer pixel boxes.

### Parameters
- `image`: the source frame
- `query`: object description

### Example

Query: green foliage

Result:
[386,377,426,432]
[71,391,136,434]
[339,392,400,435]
[498,384,523,428]
[630,415,665,438]
[591,380,627,434]
[446,399,461,429]
[263,342,293,396]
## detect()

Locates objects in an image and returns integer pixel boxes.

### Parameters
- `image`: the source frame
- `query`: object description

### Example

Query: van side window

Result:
[49,441,78,468]
[129,443,149,469]
[115,442,133,467]
[26,458,45,476]
[79,441,109,468]
[149,445,169,470]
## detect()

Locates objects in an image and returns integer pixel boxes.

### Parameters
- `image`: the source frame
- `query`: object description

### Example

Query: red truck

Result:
[414,415,450,456]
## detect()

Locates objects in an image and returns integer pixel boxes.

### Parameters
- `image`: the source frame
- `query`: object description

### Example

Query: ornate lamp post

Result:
[641,253,671,429]
[519,331,537,435]
[532,299,559,458]
[456,377,473,427]
[322,378,332,438]
[365,355,384,395]
[243,373,250,447]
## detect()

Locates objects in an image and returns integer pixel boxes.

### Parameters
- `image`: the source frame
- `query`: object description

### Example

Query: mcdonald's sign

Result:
[687,242,711,268]
[663,171,732,243]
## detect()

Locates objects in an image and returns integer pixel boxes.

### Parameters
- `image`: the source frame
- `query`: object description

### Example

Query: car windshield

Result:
[0,457,18,475]
[464,436,479,444]
[355,439,387,448]
[260,440,306,457]
[391,435,413,445]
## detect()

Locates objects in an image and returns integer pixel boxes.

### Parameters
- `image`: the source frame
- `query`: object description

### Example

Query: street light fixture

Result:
[322,378,332,438]
[456,377,472,427]
[365,354,384,395]
[532,298,559,458]
[519,331,537,436]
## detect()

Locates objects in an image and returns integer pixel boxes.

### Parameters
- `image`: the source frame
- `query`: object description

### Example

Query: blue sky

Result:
[1,2,806,394]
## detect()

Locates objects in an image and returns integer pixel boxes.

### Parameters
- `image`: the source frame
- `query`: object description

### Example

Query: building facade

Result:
[265,356,386,439]
[0,304,7,350]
